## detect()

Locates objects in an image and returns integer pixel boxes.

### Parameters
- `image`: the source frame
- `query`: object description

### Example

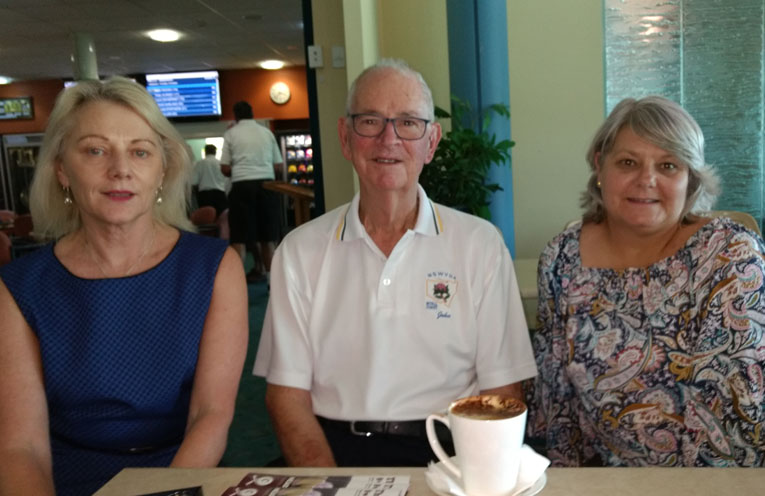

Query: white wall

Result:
[508,0,604,259]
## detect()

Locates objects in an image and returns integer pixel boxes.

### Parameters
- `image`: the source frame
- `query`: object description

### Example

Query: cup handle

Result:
[425,413,461,479]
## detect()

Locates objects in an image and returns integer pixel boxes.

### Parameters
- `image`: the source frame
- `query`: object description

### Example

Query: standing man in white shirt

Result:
[192,144,228,216]
[221,101,283,280]
[254,59,537,467]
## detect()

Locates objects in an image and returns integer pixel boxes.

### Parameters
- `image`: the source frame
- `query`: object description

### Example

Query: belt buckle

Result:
[350,421,374,437]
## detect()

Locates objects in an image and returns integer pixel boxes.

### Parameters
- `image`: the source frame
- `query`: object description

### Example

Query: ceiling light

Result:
[0,76,12,85]
[147,29,181,42]
[260,60,285,70]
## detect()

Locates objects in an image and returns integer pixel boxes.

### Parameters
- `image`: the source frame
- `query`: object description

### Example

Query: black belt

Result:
[317,416,426,438]
[52,432,182,456]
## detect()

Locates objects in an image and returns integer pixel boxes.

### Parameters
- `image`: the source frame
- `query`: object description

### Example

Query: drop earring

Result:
[155,185,163,204]
[64,186,73,205]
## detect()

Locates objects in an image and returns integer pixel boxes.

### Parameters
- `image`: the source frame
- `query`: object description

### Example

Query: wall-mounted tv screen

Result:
[145,70,222,119]
[0,97,34,120]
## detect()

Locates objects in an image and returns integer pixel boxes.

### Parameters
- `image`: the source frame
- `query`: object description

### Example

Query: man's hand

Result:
[265,384,337,466]
[221,164,232,177]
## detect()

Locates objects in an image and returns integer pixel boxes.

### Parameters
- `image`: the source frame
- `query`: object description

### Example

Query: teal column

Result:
[446,0,515,256]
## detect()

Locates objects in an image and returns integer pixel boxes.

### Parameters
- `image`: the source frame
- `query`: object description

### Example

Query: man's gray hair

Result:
[345,58,435,121]
[581,95,720,224]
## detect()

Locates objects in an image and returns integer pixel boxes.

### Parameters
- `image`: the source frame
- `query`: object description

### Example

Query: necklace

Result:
[86,227,156,278]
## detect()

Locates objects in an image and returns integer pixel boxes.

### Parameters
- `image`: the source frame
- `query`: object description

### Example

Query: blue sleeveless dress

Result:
[0,231,228,495]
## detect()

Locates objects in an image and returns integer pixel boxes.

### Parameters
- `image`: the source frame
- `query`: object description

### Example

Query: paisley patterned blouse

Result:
[527,217,765,467]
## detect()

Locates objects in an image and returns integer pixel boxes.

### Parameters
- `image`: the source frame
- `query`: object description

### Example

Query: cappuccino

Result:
[427,394,529,496]
[450,395,526,420]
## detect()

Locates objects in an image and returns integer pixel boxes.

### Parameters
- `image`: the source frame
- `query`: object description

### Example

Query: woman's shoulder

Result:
[165,230,229,271]
[0,243,55,280]
[689,215,764,258]
[178,230,228,252]
[540,222,582,268]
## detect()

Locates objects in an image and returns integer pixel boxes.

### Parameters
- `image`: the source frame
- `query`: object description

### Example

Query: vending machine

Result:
[280,131,314,187]
[277,130,313,232]
[1,133,44,213]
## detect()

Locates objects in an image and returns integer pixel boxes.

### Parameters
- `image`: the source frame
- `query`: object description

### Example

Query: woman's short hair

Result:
[30,76,194,239]
[345,58,435,121]
[581,95,720,224]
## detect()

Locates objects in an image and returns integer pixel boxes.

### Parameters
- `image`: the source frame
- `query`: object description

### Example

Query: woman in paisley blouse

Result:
[528,95,765,467]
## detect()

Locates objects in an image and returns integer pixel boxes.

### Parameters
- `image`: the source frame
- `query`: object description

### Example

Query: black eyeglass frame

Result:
[348,113,431,141]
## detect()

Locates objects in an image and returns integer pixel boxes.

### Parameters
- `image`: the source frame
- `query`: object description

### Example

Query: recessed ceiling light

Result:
[260,60,285,70]
[147,29,181,42]
[0,76,11,85]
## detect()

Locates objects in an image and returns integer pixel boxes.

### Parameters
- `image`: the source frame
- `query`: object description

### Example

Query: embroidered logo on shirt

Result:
[426,272,458,318]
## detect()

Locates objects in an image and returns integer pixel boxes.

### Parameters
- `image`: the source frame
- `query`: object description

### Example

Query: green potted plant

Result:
[419,96,514,220]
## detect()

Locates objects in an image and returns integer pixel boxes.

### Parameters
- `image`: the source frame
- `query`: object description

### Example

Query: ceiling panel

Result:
[0,0,305,81]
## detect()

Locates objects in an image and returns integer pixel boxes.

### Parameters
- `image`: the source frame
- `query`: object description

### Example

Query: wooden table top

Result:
[95,466,765,496]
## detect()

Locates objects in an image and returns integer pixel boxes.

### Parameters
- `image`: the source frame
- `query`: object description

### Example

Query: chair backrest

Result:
[710,210,761,236]
[12,213,33,238]
[565,212,761,236]
[0,209,16,223]
[190,206,217,226]
[0,231,11,266]
[216,208,230,240]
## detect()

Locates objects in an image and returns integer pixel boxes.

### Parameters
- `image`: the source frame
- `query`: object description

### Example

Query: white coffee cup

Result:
[426,394,527,496]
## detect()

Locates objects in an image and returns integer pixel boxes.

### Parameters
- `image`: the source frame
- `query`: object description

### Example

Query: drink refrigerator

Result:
[276,130,314,233]
[1,133,44,214]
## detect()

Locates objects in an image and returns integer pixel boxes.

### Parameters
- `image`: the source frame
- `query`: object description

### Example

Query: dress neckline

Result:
[51,229,186,281]
[573,216,723,273]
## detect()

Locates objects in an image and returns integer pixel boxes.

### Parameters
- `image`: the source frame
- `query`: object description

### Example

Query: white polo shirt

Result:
[220,119,282,182]
[192,156,227,192]
[254,185,537,421]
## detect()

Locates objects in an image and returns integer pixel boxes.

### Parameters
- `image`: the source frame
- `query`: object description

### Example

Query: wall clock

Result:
[269,82,291,105]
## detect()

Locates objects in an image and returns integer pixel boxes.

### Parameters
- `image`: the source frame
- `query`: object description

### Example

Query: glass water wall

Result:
[605,0,765,223]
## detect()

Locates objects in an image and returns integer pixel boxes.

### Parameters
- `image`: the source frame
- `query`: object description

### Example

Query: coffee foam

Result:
[450,394,526,420]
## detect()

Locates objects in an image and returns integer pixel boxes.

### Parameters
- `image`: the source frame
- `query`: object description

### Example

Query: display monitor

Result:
[145,70,222,119]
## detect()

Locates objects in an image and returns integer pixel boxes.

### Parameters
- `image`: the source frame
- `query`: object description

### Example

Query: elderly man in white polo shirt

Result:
[254,58,537,467]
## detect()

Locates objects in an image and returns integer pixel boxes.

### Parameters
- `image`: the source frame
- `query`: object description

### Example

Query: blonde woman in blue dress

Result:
[528,96,765,467]
[0,77,248,494]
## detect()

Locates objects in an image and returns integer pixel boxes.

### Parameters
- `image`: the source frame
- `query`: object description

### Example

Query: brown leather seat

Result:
[12,213,33,238]
[0,231,11,266]
[0,209,16,223]
[190,206,218,237]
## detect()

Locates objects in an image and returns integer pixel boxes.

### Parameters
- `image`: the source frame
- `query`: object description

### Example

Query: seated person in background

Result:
[0,77,248,495]
[254,59,537,467]
[192,143,229,216]
[527,95,765,467]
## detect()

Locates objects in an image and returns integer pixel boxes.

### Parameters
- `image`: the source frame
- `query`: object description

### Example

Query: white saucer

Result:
[425,458,547,496]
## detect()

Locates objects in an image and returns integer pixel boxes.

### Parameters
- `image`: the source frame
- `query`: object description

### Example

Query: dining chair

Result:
[216,208,230,240]
[566,211,761,236]
[190,206,219,237]
[709,210,761,236]
[0,209,16,223]
[0,231,11,266]
[12,213,33,239]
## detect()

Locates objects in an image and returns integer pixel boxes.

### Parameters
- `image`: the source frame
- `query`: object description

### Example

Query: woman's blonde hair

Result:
[30,76,194,239]
[581,95,720,224]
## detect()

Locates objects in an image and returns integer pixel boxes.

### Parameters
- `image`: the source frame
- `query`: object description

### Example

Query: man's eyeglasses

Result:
[349,113,430,141]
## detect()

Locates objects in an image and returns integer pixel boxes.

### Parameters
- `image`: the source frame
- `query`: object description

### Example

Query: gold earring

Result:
[597,180,602,188]
[63,186,73,205]
[155,185,163,204]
